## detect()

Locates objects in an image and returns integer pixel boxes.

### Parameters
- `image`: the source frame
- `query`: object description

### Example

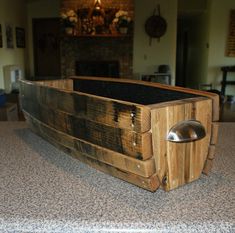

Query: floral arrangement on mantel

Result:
[60,8,133,36]
[61,9,78,28]
[112,10,132,33]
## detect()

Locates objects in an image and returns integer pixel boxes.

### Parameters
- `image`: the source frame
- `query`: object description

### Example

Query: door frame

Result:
[32,17,61,79]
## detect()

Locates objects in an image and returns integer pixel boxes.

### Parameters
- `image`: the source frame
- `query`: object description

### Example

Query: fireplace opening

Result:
[76,60,120,78]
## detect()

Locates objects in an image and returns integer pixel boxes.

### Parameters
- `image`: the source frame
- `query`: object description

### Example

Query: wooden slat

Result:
[207,145,216,160]
[210,122,219,145]
[20,80,151,133]
[191,99,212,175]
[22,98,152,160]
[71,76,220,121]
[202,159,214,175]
[25,113,159,191]
[24,113,156,177]
[203,144,216,175]
[36,79,73,90]
[151,98,212,191]
[73,153,160,192]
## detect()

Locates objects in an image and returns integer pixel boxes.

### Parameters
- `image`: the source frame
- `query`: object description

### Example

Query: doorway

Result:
[176,18,188,87]
[33,18,61,79]
[176,14,209,89]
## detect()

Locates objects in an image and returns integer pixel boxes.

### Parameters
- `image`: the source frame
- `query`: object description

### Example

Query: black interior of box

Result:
[73,79,201,105]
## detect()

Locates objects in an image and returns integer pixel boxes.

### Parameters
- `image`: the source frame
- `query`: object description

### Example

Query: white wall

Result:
[178,0,207,14]
[133,0,177,84]
[0,0,27,89]
[207,0,235,95]
[26,0,60,78]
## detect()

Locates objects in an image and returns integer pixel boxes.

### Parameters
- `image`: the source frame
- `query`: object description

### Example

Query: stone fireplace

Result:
[61,36,133,78]
[60,0,134,79]
[76,60,120,77]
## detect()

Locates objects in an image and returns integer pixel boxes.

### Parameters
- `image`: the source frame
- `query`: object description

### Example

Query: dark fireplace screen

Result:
[76,60,120,78]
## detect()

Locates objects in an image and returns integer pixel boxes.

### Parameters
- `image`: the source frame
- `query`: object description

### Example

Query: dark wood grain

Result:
[20,80,151,133]
[21,95,152,160]
[25,113,159,191]
[25,112,156,177]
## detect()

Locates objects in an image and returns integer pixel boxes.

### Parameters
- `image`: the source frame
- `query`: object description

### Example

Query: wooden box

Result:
[20,77,219,192]
[0,103,19,121]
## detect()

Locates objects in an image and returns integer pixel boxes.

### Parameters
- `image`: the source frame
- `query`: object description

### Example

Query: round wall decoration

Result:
[145,4,167,45]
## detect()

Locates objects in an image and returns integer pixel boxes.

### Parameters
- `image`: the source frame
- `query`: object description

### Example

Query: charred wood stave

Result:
[21,92,152,159]
[25,113,159,190]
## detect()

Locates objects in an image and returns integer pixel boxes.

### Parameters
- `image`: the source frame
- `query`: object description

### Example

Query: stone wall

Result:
[60,0,134,79]
[61,36,133,78]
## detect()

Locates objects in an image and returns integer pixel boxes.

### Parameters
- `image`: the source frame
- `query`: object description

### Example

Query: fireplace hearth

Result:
[76,60,120,78]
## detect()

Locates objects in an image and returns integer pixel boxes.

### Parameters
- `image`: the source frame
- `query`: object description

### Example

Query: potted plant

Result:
[61,9,78,35]
[112,10,131,34]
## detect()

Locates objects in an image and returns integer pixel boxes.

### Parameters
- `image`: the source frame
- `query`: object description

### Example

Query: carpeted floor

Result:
[0,122,234,232]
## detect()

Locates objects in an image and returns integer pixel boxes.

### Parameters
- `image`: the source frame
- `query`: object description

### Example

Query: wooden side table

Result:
[141,73,171,85]
[221,66,235,96]
[0,103,19,121]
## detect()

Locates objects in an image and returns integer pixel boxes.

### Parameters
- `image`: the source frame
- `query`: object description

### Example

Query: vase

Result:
[65,27,74,35]
[119,27,128,34]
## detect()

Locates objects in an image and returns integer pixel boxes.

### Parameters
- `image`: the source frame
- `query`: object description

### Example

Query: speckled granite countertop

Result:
[0,122,234,233]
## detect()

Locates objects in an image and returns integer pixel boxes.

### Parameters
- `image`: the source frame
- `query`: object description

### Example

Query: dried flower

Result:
[112,10,131,28]
[61,9,78,27]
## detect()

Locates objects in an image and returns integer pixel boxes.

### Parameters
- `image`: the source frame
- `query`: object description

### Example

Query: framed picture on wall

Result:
[226,10,235,57]
[5,23,14,48]
[16,27,25,48]
[0,24,3,48]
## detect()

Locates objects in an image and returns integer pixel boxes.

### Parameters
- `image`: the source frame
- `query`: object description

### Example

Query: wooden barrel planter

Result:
[20,77,219,192]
